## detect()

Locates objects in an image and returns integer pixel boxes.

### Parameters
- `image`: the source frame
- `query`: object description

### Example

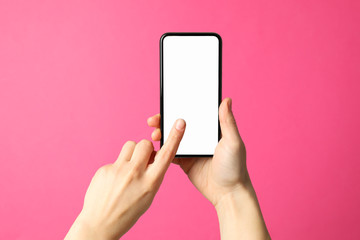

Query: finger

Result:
[130,139,154,172]
[172,157,197,175]
[149,119,186,176]
[114,141,136,166]
[147,114,160,128]
[151,128,161,141]
[219,98,242,142]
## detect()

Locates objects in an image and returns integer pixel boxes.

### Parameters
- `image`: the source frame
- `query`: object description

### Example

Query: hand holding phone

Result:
[148,97,271,240]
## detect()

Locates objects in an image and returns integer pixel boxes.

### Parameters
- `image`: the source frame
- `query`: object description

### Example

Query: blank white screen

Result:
[163,35,219,155]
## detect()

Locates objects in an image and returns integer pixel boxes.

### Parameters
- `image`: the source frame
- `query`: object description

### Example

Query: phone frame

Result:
[160,32,222,157]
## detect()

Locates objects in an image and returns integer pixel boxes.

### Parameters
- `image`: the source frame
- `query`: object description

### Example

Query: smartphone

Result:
[160,32,222,157]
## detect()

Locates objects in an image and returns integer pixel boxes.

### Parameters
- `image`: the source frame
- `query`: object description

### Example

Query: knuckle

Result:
[228,140,241,151]
[169,130,180,141]
[96,164,113,176]
[139,139,154,151]
[227,139,245,155]
[167,131,182,147]
[125,140,136,148]
[140,139,153,147]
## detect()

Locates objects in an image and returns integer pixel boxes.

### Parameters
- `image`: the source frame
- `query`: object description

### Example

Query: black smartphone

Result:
[160,32,222,157]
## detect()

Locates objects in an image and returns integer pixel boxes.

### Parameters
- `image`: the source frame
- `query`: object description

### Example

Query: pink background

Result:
[1,0,359,239]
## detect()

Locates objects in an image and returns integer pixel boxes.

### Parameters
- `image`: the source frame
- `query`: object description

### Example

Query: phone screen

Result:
[160,33,222,156]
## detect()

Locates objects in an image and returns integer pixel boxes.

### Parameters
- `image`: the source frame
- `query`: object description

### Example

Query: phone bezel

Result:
[160,32,222,158]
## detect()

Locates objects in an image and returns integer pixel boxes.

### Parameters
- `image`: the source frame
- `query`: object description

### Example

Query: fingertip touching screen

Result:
[161,33,221,156]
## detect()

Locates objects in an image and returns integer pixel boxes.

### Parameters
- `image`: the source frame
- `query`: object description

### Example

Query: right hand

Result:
[147,98,251,208]
[65,119,186,240]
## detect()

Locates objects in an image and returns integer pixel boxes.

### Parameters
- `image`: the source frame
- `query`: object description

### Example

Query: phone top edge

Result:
[160,32,222,43]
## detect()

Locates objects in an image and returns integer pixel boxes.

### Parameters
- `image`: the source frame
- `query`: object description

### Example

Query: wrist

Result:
[214,181,256,215]
[214,182,271,240]
[65,213,114,240]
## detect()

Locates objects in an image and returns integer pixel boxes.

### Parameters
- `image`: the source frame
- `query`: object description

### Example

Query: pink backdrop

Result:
[1,0,359,239]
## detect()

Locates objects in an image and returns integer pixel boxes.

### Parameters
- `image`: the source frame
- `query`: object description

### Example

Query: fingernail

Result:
[175,119,185,131]
[228,98,232,111]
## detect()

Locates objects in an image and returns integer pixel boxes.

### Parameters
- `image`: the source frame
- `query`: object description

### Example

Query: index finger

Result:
[149,119,186,176]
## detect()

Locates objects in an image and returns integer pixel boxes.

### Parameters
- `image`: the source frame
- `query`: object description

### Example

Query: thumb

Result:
[219,98,241,142]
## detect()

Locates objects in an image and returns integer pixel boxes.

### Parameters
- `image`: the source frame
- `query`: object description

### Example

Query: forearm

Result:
[215,184,270,240]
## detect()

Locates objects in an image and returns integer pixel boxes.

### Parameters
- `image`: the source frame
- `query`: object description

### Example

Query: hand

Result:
[65,119,186,240]
[147,98,249,207]
[148,98,270,239]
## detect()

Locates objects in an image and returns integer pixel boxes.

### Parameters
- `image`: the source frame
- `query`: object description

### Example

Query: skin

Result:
[66,97,270,240]
[148,98,270,240]
[65,119,186,240]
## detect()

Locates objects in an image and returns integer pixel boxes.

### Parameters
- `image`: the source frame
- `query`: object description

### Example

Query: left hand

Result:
[147,98,249,207]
